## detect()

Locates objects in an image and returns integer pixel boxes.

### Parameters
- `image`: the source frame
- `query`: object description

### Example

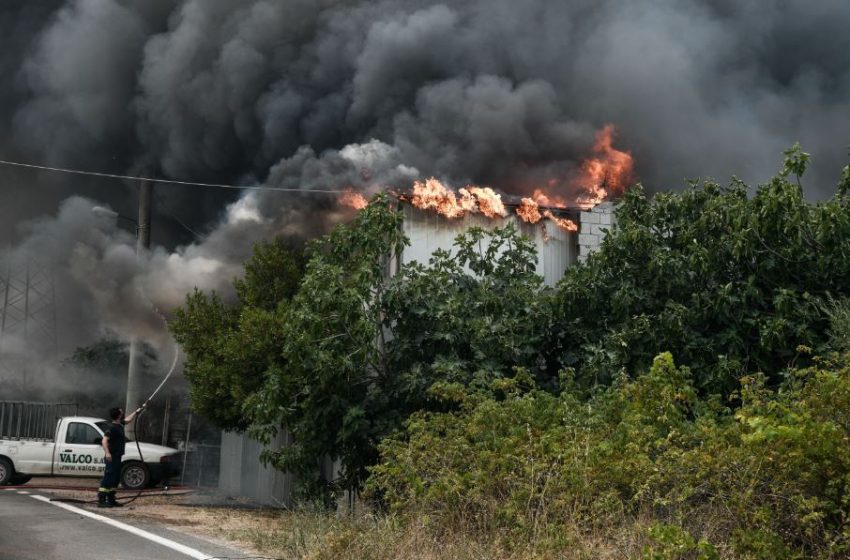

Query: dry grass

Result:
[28,480,720,559]
[28,482,724,559]
[120,502,666,560]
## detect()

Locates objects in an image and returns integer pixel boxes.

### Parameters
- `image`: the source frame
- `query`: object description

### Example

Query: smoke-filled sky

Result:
[1,0,849,371]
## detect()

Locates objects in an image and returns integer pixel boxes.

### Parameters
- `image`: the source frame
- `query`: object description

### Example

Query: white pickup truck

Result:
[0,414,180,489]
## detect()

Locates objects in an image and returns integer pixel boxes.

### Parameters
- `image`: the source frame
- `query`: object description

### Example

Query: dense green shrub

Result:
[369,351,850,557]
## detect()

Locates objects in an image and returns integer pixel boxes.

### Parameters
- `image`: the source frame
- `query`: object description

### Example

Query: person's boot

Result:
[97,491,111,508]
[107,492,123,508]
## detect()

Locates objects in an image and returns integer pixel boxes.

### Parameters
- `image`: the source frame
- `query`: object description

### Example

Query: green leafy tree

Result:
[552,150,850,392]
[64,338,130,372]
[247,196,553,495]
[170,237,304,430]
[245,196,408,495]
[837,147,850,196]
[385,224,554,394]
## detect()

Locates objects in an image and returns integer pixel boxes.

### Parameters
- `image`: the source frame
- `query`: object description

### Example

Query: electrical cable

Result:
[0,159,349,194]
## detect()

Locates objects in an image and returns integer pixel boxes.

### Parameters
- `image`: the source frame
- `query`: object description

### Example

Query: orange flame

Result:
[339,190,368,210]
[517,197,542,223]
[392,124,631,228]
[531,189,567,209]
[465,186,507,218]
[515,196,577,232]
[409,178,507,219]
[574,123,634,208]
[541,209,578,232]
[407,179,578,231]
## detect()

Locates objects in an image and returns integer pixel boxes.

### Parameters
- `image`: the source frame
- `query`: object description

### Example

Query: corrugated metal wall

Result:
[219,430,295,507]
[400,203,577,286]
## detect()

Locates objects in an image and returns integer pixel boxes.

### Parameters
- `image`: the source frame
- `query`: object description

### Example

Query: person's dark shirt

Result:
[105,422,126,457]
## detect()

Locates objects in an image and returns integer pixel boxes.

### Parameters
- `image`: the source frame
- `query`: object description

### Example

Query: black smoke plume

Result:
[0,0,849,388]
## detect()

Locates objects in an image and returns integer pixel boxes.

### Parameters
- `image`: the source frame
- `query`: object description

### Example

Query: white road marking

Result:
[17,491,29,494]
[30,495,211,559]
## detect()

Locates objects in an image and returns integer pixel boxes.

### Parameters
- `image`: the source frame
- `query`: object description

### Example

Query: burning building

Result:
[364,123,633,283]
[222,125,632,505]
[397,199,574,286]
[388,178,618,286]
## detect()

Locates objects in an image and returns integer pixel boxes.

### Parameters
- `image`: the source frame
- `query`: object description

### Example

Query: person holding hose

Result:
[98,403,147,508]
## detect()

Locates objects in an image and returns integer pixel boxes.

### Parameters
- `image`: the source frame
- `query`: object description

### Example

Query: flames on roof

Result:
[338,123,633,233]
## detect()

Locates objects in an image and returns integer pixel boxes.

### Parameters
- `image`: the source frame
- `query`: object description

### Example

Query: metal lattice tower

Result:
[0,252,58,382]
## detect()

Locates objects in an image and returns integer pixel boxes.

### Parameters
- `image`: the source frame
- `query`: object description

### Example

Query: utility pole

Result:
[125,180,152,440]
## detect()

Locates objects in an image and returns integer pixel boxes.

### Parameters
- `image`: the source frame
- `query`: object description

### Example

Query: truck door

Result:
[54,421,105,477]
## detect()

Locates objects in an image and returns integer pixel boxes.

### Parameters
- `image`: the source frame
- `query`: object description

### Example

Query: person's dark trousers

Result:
[98,457,121,508]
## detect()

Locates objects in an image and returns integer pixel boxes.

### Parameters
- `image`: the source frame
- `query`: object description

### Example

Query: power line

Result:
[0,159,348,194]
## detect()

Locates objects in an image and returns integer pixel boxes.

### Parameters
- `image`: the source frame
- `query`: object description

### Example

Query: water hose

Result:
[50,341,180,506]
[112,339,180,506]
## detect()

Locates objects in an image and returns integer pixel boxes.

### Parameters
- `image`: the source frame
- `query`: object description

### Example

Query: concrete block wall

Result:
[578,201,617,262]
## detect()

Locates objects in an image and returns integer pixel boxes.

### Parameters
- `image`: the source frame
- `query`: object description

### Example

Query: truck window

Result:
[66,422,102,445]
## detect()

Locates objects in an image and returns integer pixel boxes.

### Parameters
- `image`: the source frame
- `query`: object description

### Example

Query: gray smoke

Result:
[0,191,305,398]
[10,0,850,197]
[1,0,849,388]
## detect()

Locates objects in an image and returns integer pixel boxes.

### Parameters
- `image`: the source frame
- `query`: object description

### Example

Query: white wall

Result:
[219,430,295,507]
[399,203,577,287]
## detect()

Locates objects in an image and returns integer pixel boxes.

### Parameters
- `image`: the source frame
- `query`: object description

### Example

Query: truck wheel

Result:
[0,458,13,485]
[121,462,150,490]
[9,474,31,485]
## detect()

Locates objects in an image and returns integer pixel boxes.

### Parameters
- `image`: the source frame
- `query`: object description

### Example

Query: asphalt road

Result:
[0,489,247,560]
